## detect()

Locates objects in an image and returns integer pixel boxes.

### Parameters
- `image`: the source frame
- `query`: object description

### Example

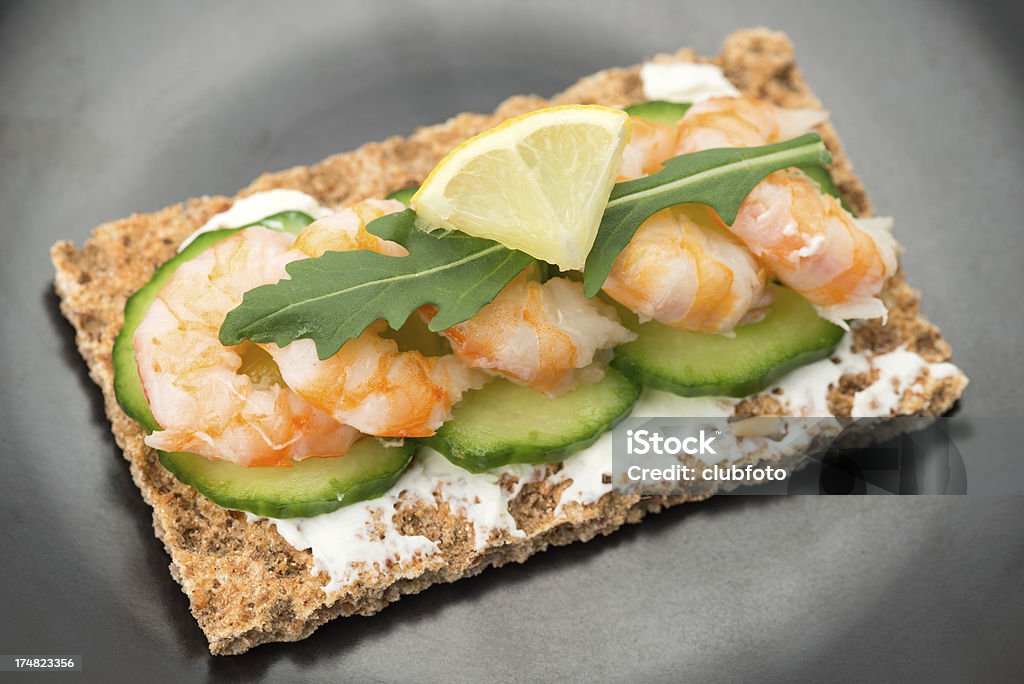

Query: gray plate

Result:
[2,0,1023,681]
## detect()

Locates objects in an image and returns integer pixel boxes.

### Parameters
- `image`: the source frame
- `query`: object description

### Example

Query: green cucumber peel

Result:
[157,437,415,518]
[422,368,640,473]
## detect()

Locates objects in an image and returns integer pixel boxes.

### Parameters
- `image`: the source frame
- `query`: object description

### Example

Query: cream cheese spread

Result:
[640,62,740,103]
[852,346,960,417]
[178,189,332,251]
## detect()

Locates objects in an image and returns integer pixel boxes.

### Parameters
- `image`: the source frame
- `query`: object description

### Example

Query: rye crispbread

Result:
[50,28,968,655]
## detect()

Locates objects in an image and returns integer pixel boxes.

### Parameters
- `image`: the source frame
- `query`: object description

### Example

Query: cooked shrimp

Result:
[729,170,897,324]
[290,198,409,258]
[619,96,827,181]
[264,199,486,438]
[268,323,483,438]
[675,95,828,154]
[612,104,778,332]
[135,226,359,467]
[623,96,896,325]
[602,206,770,334]
[424,272,636,397]
[618,118,679,181]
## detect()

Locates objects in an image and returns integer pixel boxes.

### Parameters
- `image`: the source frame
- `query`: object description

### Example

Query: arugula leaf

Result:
[798,164,855,214]
[581,133,831,296]
[219,209,534,360]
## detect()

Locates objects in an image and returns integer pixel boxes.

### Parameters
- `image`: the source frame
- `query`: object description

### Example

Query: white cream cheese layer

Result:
[178,189,332,251]
[640,62,740,103]
[852,347,960,417]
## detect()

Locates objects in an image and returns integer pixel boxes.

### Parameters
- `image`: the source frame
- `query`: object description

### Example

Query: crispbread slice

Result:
[50,28,967,655]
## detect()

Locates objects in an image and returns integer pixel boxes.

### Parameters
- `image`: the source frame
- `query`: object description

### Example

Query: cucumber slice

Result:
[624,100,691,125]
[113,211,315,430]
[385,185,419,206]
[158,437,414,518]
[612,285,844,398]
[424,368,640,473]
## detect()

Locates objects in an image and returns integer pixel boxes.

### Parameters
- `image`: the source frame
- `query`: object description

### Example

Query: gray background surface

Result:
[2,0,1023,681]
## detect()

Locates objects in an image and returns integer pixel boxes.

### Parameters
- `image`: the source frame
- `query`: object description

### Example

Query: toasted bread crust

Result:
[50,28,966,655]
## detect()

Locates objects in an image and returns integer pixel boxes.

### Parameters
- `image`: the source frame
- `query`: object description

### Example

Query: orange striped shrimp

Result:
[264,199,487,438]
[135,226,360,467]
[675,95,829,154]
[424,271,636,397]
[618,117,680,181]
[289,198,409,258]
[608,102,780,332]
[729,171,897,324]
[602,205,770,334]
[619,96,827,180]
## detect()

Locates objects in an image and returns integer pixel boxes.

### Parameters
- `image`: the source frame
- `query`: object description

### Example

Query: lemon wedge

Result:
[411,105,630,270]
